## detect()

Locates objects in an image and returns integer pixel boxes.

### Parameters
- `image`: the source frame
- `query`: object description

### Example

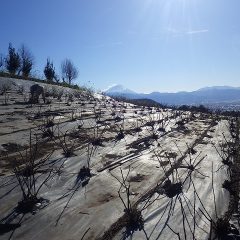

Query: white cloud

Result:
[186,29,209,35]
[166,28,209,36]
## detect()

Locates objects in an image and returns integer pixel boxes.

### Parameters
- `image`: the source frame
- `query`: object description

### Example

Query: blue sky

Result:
[1,0,240,93]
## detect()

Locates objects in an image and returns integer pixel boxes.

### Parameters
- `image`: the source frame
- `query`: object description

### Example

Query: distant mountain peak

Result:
[104,84,136,95]
[197,86,240,91]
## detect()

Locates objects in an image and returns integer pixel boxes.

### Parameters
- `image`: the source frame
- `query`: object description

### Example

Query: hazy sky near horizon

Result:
[1,0,240,93]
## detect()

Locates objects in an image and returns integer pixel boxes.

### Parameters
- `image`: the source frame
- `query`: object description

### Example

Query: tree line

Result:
[0,43,78,86]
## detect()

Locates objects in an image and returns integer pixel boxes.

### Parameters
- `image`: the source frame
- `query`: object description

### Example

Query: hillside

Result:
[0,78,240,240]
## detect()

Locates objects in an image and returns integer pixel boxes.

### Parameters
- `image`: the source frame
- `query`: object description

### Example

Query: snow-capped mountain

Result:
[104,84,136,95]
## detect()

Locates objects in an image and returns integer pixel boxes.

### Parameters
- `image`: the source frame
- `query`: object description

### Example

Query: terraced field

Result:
[0,78,239,240]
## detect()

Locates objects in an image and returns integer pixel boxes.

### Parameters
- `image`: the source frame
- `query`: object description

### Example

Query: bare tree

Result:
[19,44,34,77]
[61,58,78,85]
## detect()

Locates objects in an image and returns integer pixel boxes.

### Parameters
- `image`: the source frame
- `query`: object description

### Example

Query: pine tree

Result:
[21,58,33,77]
[44,58,55,82]
[5,43,21,75]
[19,44,34,77]
[0,54,4,70]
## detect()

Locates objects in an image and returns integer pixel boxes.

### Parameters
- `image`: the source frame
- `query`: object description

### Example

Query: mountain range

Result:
[104,85,240,106]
